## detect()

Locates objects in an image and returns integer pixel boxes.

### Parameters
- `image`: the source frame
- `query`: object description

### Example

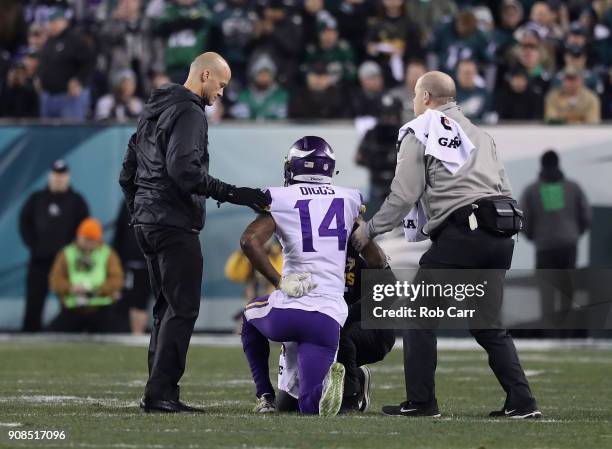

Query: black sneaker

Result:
[357,366,371,412]
[489,405,542,419]
[382,400,441,417]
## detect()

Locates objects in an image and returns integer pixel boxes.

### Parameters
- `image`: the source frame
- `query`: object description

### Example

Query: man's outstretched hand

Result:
[227,187,270,213]
[351,216,370,251]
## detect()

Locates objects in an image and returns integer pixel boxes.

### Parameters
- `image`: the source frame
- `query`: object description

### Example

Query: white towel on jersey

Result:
[397,109,476,242]
[397,108,475,175]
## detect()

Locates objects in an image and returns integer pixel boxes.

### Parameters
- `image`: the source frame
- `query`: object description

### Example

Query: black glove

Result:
[226,187,270,213]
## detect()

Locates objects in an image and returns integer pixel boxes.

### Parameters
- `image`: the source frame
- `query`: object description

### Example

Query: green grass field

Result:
[0,340,611,449]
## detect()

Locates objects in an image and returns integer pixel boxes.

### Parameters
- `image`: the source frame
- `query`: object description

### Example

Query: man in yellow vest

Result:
[47,218,124,332]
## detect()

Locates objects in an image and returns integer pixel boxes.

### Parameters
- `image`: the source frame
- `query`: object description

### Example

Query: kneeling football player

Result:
[241,136,367,416]
[276,233,396,413]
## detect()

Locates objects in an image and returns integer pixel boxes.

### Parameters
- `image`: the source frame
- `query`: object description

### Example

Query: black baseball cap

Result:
[51,159,69,173]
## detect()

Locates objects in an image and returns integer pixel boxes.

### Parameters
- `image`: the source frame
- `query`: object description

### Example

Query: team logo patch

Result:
[440,116,452,131]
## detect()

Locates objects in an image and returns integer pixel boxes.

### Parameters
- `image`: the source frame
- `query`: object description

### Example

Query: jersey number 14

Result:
[294,198,347,253]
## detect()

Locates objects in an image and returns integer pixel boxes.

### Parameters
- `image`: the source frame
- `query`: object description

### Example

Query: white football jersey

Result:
[266,183,362,325]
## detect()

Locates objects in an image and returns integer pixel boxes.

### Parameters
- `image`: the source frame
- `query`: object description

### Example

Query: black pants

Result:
[536,245,577,328]
[23,257,54,332]
[46,306,119,332]
[338,322,395,397]
[402,221,536,409]
[134,225,203,401]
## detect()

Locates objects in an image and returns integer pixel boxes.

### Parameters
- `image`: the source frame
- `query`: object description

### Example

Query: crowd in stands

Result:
[1,0,611,124]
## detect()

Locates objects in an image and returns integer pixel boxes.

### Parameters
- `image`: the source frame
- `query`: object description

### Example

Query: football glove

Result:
[279,272,317,297]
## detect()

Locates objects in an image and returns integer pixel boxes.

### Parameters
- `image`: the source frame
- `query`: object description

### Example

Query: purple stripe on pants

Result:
[241,304,340,414]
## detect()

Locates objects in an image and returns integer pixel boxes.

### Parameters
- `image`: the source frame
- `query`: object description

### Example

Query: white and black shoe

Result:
[489,405,542,419]
[382,400,441,417]
[358,365,371,412]
[253,393,276,413]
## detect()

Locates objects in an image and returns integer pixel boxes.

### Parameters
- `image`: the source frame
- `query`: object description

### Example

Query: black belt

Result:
[430,196,522,240]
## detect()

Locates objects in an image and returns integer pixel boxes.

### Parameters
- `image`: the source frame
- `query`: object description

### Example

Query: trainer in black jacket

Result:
[119,52,268,414]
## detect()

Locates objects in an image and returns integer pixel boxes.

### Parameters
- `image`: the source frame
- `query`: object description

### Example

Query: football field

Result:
[0,338,611,449]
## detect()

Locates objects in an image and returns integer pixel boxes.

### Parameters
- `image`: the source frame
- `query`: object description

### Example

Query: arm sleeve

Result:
[19,195,36,249]
[366,134,426,238]
[165,108,233,201]
[492,138,512,196]
[119,132,138,215]
[49,251,71,299]
[98,250,124,297]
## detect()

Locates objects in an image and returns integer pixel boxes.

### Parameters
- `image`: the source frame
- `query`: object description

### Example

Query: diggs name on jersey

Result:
[299,186,336,196]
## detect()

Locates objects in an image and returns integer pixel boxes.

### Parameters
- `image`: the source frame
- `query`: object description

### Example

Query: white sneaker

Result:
[319,362,345,417]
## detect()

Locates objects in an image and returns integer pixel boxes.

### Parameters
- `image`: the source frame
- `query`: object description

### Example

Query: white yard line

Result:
[1,334,611,350]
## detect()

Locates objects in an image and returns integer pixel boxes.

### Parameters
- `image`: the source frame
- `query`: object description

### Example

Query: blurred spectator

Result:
[551,44,604,95]
[355,95,403,218]
[300,0,325,49]
[302,14,356,87]
[387,59,426,123]
[495,65,543,120]
[154,0,212,83]
[515,1,564,43]
[229,55,288,120]
[455,59,489,121]
[98,0,163,98]
[47,217,124,333]
[113,201,151,335]
[330,0,376,62]
[94,68,143,121]
[150,71,170,90]
[473,5,495,34]
[0,0,27,55]
[26,23,47,53]
[210,0,258,86]
[544,66,601,124]
[249,0,304,87]
[23,0,71,26]
[288,63,347,119]
[511,28,554,95]
[490,0,523,64]
[429,9,490,73]
[365,0,423,86]
[352,60,385,119]
[38,7,94,120]
[520,150,591,329]
[405,0,457,45]
[19,160,90,332]
[565,21,597,66]
[0,59,39,118]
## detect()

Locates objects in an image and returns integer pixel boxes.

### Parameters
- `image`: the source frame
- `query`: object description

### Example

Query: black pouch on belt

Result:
[474,196,523,237]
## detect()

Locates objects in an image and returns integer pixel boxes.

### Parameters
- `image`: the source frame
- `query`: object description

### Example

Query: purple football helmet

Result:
[284,136,336,186]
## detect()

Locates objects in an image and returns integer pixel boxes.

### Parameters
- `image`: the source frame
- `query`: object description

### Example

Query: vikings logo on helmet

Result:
[284,136,337,186]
